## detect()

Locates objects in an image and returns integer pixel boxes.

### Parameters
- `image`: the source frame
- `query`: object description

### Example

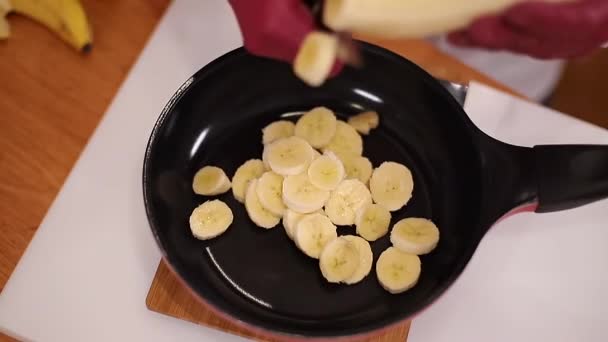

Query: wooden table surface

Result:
[0,1,602,341]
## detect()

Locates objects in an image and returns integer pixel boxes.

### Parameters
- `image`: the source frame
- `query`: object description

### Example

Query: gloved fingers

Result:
[228,0,344,78]
[504,0,608,43]
[446,30,474,46]
[329,59,345,77]
[466,16,526,49]
[446,1,608,59]
[233,0,316,62]
[447,15,544,54]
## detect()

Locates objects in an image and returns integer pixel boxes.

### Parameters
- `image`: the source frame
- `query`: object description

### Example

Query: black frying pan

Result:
[142,42,608,340]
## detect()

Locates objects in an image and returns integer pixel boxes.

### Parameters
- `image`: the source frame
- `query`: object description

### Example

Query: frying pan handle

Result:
[534,144,608,213]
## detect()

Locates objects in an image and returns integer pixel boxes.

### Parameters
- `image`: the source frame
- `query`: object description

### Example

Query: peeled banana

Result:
[322,0,569,40]
[287,0,566,86]
[2,0,93,52]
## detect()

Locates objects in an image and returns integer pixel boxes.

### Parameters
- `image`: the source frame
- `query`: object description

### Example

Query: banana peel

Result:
[0,0,93,53]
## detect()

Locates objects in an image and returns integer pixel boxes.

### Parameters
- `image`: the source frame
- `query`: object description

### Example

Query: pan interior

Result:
[143,44,483,337]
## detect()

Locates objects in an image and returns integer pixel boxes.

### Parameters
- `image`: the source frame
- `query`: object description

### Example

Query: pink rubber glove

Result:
[447,0,608,59]
[227,0,344,76]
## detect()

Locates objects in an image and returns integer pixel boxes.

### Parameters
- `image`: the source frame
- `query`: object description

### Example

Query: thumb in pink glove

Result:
[447,0,608,59]
[227,0,344,76]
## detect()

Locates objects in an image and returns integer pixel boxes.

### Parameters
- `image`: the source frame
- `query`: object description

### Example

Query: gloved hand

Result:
[447,0,608,59]
[227,0,344,76]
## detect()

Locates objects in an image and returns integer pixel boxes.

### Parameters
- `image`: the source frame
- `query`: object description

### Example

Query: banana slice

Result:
[293,31,339,87]
[282,172,330,213]
[323,121,363,157]
[262,147,271,170]
[390,217,440,255]
[339,154,373,184]
[282,209,303,240]
[265,136,315,176]
[294,106,338,149]
[245,179,281,229]
[324,179,372,226]
[347,111,380,135]
[319,237,360,283]
[232,159,265,203]
[256,171,286,216]
[189,200,233,240]
[294,213,338,259]
[376,247,421,294]
[342,235,373,284]
[307,151,345,191]
[282,209,324,241]
[192,166,231,196]
[355,203,392,241]
[369,161,414,211]
[262,120,295,145]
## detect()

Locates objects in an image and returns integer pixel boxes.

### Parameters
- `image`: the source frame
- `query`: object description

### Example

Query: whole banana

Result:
[0,0,93,52]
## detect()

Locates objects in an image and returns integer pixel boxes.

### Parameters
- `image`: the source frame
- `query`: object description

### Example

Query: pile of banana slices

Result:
[188,107,440,294]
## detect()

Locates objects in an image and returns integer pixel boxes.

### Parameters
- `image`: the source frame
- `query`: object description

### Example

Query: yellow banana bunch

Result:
[0,0,93,52]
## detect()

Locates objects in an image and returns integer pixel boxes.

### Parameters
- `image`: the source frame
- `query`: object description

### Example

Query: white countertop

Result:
[1,1,608,341]
[408,82,608,342]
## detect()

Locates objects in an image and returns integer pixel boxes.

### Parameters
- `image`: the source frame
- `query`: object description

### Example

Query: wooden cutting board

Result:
[146,261,410,341]
[144,36,522,342]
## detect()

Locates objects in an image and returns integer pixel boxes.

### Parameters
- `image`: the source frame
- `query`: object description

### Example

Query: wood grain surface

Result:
[0,0,169,291]
[2,1,608,342]
[0,1,170,341]
[147,261,409,342]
